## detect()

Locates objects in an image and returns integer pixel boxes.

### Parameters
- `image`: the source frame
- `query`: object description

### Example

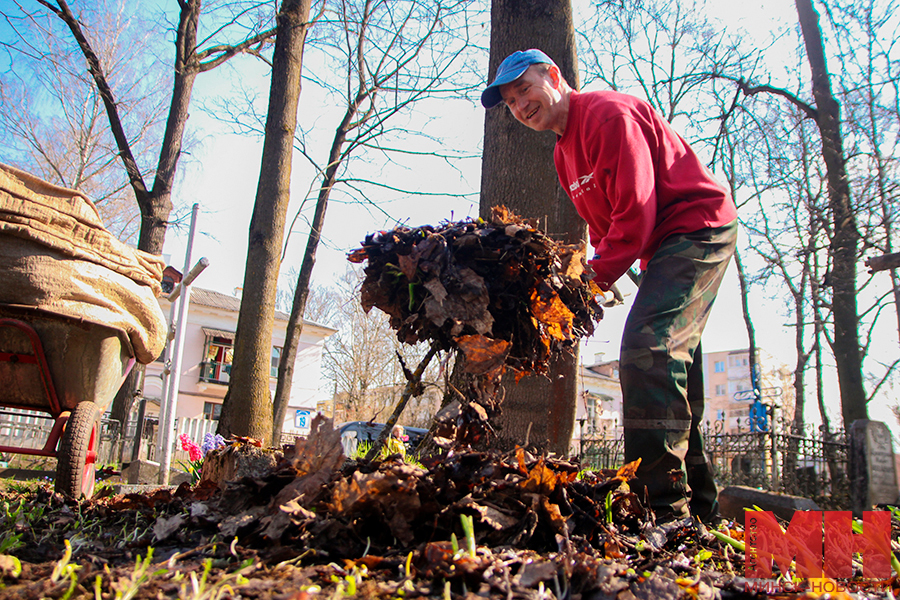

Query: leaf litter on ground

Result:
[5,417,895,598]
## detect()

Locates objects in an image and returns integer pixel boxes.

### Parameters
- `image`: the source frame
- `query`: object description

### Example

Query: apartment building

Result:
[702,348,794,433]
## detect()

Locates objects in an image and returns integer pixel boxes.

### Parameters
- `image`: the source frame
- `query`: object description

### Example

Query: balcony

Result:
[199,360,231,385]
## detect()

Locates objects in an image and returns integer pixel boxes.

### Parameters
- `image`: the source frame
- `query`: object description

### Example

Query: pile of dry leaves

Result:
[0,418,815,600]
[348,206,603,382]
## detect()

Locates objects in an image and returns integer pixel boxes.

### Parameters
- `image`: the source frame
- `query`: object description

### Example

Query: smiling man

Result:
[482,49,738,524]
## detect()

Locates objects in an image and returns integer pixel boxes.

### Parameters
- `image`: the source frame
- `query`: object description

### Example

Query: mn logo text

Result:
[745,511,891,579]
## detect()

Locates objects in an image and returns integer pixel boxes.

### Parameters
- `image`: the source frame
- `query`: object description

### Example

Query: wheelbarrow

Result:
[0,304,134,499]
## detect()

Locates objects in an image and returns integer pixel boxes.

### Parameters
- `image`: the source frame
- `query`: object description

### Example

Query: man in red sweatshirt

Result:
[482,49,737,523]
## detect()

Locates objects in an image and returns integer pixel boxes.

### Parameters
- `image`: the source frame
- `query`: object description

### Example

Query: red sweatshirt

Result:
[554,90,737,291]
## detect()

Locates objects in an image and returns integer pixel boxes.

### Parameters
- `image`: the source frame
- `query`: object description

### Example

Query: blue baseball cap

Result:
[481,49,554,109]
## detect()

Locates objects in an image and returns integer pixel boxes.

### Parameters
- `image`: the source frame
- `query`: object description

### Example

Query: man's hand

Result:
[597,283,624,308]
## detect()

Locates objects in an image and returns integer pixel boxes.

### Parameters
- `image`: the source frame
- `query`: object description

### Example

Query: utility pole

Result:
[156,204,208,484]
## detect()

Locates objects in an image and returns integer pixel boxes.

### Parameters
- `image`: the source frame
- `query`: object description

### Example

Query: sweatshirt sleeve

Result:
[587,114,657,291]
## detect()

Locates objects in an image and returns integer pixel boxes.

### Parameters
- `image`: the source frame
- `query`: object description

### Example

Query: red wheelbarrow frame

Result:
[0,317,134,493]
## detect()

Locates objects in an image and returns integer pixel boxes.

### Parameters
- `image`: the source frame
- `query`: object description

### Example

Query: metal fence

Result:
[706,418,849,510]
[0,410,219,471]
[0,409,122,467]
[578,418,850,509]
[578,426,625,471]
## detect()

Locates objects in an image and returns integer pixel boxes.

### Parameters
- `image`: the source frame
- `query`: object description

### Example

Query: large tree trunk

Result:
[480,0,583,456]
[794,0,867,430]
[219,0,313,445]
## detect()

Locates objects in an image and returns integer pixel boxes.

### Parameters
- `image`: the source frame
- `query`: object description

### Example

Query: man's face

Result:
[499,65,564,133]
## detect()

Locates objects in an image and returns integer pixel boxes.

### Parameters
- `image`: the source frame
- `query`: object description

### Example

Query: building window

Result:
[729,381,751,395]
[200,335,234,384]
[203,402,222,420]
[715,384,726,396]
[728,355,749,368]
[581,394,599,434]
[714,361,725,373]
[271,347,282,377]
[716,409,725,420]
[199,329,282,385]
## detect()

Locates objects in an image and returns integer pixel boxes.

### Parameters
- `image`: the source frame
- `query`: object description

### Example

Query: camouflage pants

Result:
[620,220,737,521]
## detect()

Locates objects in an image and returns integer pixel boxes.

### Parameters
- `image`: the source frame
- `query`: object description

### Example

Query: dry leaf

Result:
[152,513,187,543]
[529,283,575,341]
[615,458,642,482]
[522,458,558,495]
[456,334,510,375]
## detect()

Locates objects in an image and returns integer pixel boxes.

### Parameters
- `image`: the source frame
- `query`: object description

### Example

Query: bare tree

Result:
[10,1,280,428]
[577,0,750,131]
[321,268,446,429]
[0,0,165,243]
[722,0,900,430]
[825,0,900,351]
[479,0,581,456]
[276,271,342,326]
[793,0,866,428]
[217,0,320,443]
[268,0,475,442]
[35,0,277,255]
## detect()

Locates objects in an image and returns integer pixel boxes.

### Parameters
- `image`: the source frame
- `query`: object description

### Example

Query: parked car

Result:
[338,421,428,457]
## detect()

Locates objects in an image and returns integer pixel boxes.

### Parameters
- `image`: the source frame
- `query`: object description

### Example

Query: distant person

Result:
[481,49,737,523]
[385,424,407,458]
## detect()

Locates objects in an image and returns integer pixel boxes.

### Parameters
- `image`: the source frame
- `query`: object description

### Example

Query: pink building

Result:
[141,286,336,438]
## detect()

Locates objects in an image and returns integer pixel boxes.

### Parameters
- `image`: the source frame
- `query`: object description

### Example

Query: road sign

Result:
[733,386,783,402]
[294,409,312,430]
[749,400,768,432]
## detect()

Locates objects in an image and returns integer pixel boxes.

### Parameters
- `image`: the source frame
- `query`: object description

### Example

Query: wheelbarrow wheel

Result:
[56,401,99,499]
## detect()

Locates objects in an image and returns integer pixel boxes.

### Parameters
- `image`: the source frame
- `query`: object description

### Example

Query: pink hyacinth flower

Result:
[179,433,203,462]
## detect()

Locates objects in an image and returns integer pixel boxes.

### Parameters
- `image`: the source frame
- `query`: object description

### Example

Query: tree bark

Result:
[794,0,867,430]
[219,0,313,445]
[480,0,583,456]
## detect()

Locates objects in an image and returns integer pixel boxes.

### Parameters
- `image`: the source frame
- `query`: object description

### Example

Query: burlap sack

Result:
[0,164,166,363]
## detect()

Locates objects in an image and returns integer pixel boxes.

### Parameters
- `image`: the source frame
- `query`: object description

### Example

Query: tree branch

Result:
[364,342,441,461]
[44,0,147,198]
[716,74,819,120]
[197,28,277,71]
